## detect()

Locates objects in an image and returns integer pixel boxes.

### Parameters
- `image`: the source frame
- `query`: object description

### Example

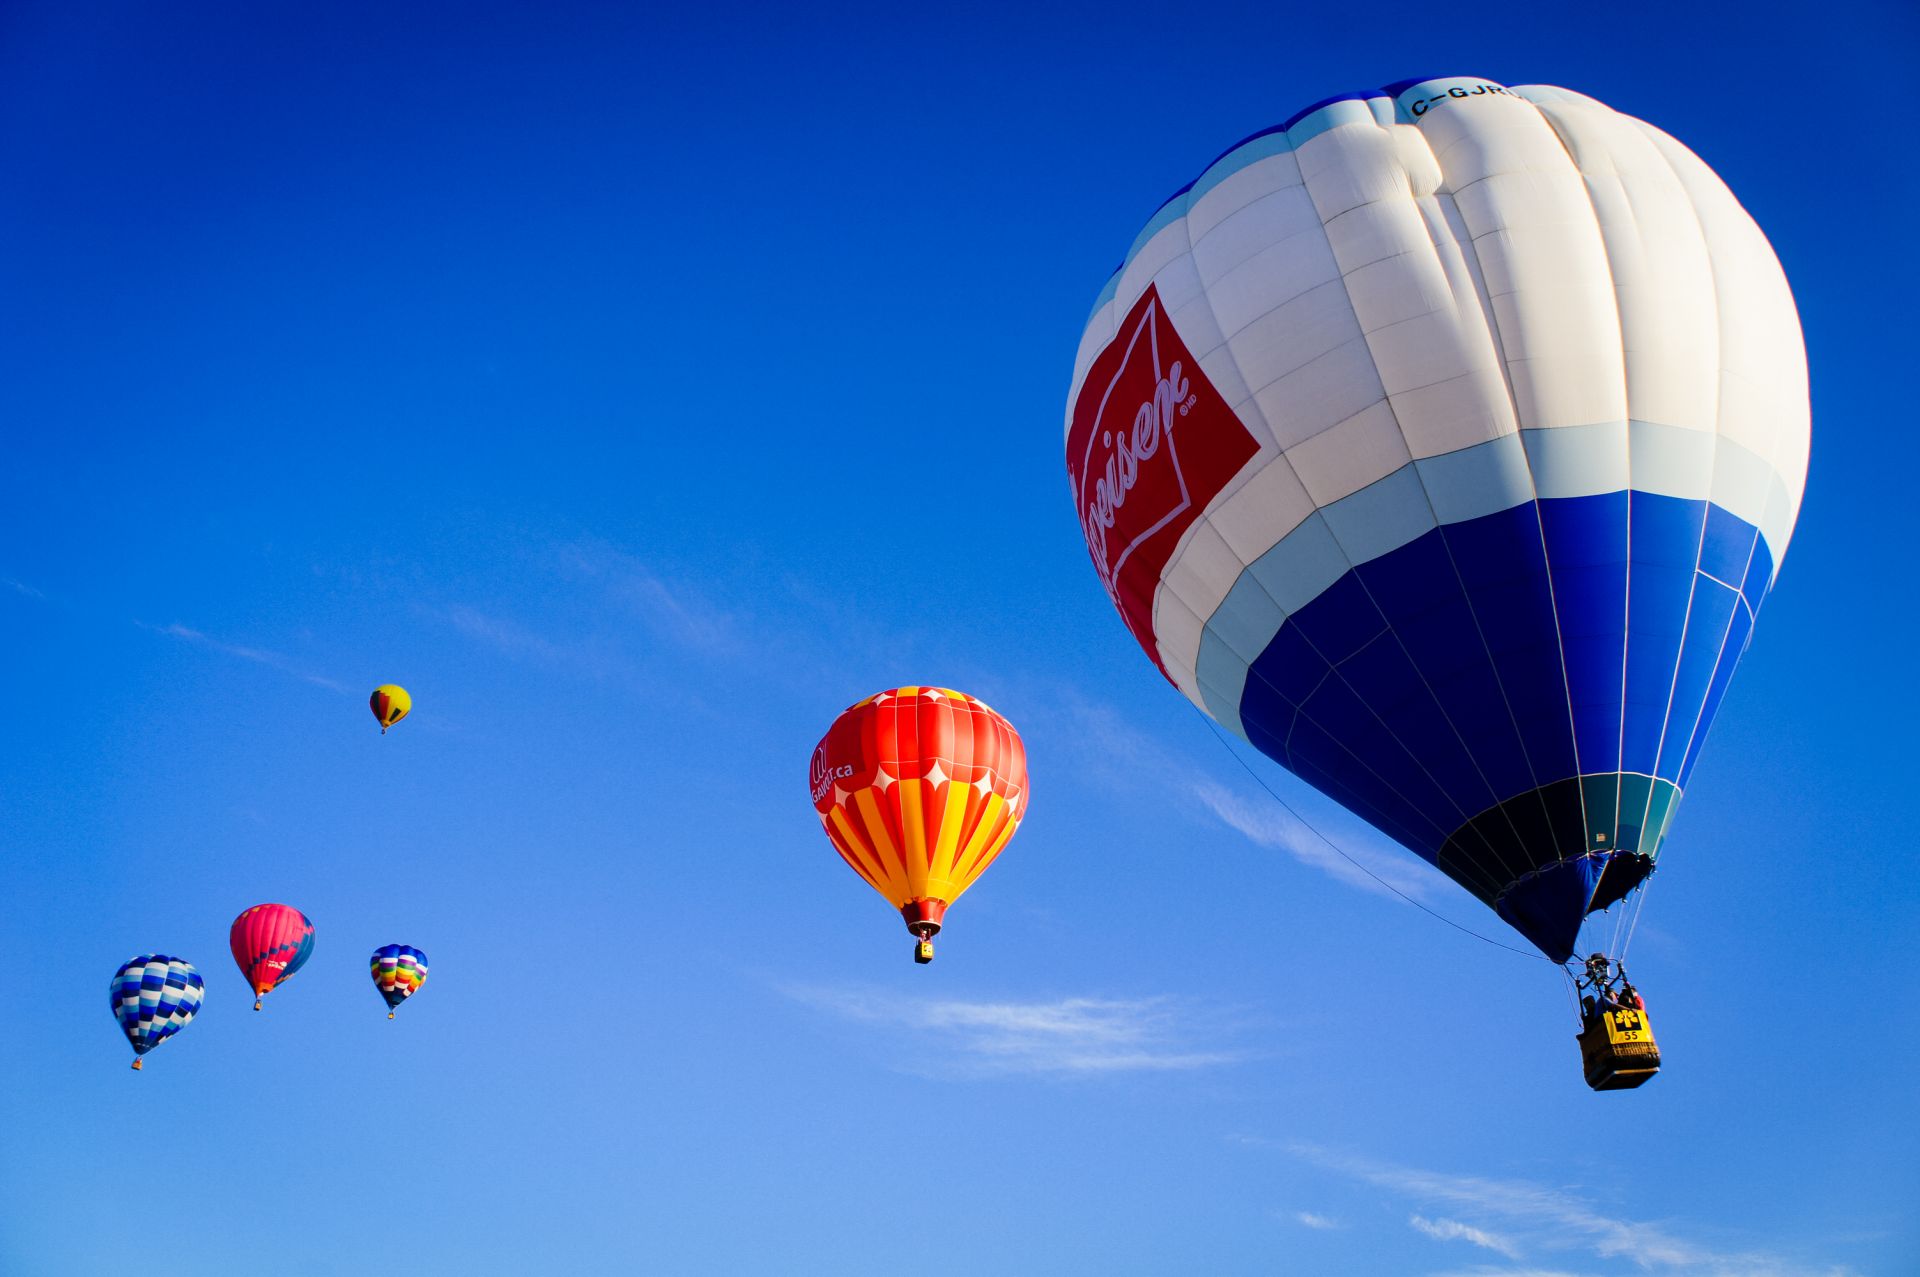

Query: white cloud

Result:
[1411,1214,1522,1259]
[785,986,1243,1076]
[555,538,741,653]
[1291,1143,1856,1277]
[1048,692,1437,902]
[1295,1211,1341,1230]
[140,621,347,692]
[1188,776,1434,899]
[4,577,45,599]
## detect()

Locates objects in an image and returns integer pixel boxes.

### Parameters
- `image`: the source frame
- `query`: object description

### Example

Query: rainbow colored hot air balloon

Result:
[811,687,1029,963]
[370,684,411,733]
[1064,77,1808,966]
[110,955,204,1070]
[230,903,314,1010]
[370,944,428,1019]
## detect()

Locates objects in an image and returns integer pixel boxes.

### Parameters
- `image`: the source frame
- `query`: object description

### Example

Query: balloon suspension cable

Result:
[1199,713,1548,962]
[1619,872,1655,963]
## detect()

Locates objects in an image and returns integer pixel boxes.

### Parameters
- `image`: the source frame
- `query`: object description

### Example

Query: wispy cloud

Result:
[1291,1143,1856,1277]
[139,621,348,692]
[1048,692,1437,902]
[1426,1269,1593,1277]
[1411,1214,1522,1259]
[1188,775,1434,899]
[555,538,740,654]
[437,537,746,689]
[1295,1211,1342,1230]
[784,985,1244,1077]
[4,576,45,599]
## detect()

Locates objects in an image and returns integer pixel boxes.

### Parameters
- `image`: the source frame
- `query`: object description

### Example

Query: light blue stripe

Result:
[1286,96,1386,147]
[1319,465,1439,565]
[1629,419,1716,500]
[1416,431,1534,522]
[1247,511,1350,614]
[1523,421,1630,498]
[1195,635,1251,738]
[1187,130,1297,209]
[1188,422,1794,712]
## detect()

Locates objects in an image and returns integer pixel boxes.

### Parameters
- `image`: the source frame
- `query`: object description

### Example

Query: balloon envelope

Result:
[230,903,315,1003]
[1065,78,1808,961]
[811,687,1029,939]
[110,955,204,1064]
[370,684,411,732]
[370,943,429,1014]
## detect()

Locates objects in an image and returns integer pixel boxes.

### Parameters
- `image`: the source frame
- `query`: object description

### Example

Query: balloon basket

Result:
[914,939,935,964]
[1577,1007,1661,1091]
[131,1058,143,1071]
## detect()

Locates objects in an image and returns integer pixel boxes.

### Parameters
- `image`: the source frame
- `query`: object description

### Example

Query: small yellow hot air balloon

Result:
[370,684,411,734]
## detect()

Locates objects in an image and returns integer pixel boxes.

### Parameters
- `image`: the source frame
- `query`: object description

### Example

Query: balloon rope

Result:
[1619,871,1654,962]
[1199,714,1550,961]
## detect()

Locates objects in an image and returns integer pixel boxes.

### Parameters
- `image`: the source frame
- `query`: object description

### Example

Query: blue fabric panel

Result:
[1496,856,1607,963]
[1287,572,1389,666]
[1621,494,1707,775]
[1231,488,1772,955]
[1700,502,1760,586]
[1245,624,1328,709]
[1441,505,1577,782]
[1654,580,1740,782]
[1679,595,1756,789]
[1739,531,1775,619]
[1540,493,1628,772]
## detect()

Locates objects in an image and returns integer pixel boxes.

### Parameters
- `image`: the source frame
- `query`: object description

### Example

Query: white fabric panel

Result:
[1208,448,1317,562]
[1069,79,1809,699]
[1150,581,1209,710]
[1286,399,1410,507]
[1201,220,1344,339]
[1157,518,1255,666]
[1253,337,1388,457]
[1191,182,1319,290]
[1531,97,1720,439]
[1632,122,1809,565]
[1230,279,1366,408]
[1440,98,1629,431]
[1186,144,1307,243]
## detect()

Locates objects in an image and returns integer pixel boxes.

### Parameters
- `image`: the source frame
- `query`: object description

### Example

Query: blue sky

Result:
[2,2,1915,1273]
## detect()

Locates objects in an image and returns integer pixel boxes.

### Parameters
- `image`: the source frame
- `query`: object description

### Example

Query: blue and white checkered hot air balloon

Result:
[110,955,205,1070]
[1065,77,1808,965]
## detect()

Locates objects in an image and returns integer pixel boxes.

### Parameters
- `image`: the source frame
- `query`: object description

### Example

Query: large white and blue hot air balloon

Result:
[1065,77,1808,963]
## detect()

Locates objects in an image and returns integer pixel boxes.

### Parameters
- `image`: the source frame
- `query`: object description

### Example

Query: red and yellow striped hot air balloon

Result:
[810,687,1029,963]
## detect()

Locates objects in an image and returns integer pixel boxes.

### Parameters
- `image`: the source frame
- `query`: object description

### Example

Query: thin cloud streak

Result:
[1292,1143,1856,1277]
[1188,776,1433,900]
[1050,691,1437,902]
[140,621,348,692]
[1411,1214,1523,1259]
[1295,1211,1342,1230]
[785,985,1244,1077]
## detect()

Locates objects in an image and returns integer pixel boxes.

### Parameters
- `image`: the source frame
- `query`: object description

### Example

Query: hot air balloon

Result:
[371,684,411,733]
[110,955,205,1070]
[230,903,314,1010]
[370,944,428,1019]
[811,687,1029,962]
[1065,78,1807,1073]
